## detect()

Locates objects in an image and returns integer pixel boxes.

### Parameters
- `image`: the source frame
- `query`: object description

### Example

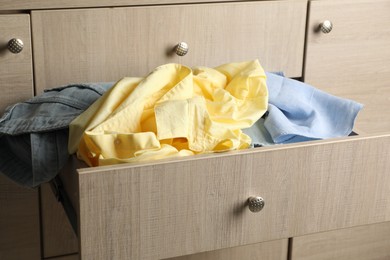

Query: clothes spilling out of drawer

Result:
[0,60,362,188]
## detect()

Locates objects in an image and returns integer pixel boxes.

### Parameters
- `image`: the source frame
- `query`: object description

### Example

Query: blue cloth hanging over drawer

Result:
[243,72,363,146]
[0,83,112,188]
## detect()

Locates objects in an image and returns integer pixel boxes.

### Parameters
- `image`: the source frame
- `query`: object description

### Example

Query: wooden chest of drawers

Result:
[1,0,390,259]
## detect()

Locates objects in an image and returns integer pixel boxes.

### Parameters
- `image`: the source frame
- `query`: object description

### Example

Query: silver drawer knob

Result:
[319,20,333,34]
[248,196,265,213]
[175,42,189,56]
[7,38,24,54]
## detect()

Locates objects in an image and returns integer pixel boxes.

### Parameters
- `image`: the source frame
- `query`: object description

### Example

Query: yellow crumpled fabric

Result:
[68,60,268,166]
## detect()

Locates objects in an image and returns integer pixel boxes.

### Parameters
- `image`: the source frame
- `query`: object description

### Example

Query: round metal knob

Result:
[248,196,265,213]
[175,42,189,56]
[7,38,24,54]
[319,20,333,34]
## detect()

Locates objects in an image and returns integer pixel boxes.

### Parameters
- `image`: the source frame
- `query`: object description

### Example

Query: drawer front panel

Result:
[46,254,79,260]
[0,14,33,113]
[77,135,390,259]
[0,175,41,260]
[32,1,306,93]
[0,14,38,260]
[167,239,288,260]
[2,0,276,11]
[304,0,390,134]
[291,221,390,260]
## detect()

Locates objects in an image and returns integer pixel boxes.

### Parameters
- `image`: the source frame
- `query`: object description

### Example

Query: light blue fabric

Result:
[243,72,363,146]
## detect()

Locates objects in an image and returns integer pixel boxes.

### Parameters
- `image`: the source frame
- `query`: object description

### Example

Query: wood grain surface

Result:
[0,175,41,260]
[0,14,33,113]
[32,0,306,93]
[291,221,390,260]
[167,239,288,260]
[75,134,390,259]
[2,0,305,11]
[304,0,390,134]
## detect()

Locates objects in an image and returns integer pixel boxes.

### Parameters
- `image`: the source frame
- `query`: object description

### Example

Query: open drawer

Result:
[59,133,390,259]
[29,0,390,259]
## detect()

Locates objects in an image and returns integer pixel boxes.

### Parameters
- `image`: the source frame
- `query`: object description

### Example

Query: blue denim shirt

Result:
[0,83,112,188]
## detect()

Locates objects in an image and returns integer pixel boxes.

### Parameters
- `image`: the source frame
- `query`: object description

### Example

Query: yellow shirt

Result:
[68,60,268,166]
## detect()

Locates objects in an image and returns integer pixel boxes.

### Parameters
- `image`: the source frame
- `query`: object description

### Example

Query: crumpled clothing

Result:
[0,83,112,187]
[69,60,268,166]
[243,72,363,146]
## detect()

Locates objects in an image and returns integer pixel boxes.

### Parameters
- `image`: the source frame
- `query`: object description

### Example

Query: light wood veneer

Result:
[167,239,288,260]
[0,14,33,113]
[1,1,390,259]
[0,13,39,260]
[69,134,390,259]
[31,1,306,93]
[1,0,304,11]
[291,221,390,259]
[305,0,390,134]
[0,175,40,260]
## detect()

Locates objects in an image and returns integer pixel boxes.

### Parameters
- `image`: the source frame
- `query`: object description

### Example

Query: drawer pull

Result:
[7,38,24,54]
[175,42,189,56]
[319,20,333,34]
[248,196,265,213]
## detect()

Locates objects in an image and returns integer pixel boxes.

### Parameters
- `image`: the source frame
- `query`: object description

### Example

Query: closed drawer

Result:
[0,174,41,260]
[167,239,288,260]
[291,221,390,260]
[61,134,390,259]
[46,254,79,260]
[0,14,38,260]
[304,0,390,134]
[31,0,307,93]
[0,14,33,113]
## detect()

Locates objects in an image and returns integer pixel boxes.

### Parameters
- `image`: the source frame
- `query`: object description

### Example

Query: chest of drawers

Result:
[1,0,390,259]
